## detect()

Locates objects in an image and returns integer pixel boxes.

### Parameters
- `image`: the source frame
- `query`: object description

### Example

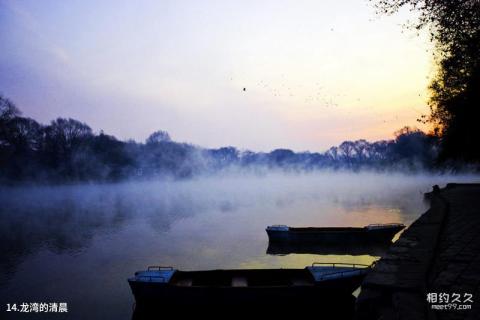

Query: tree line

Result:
[0,95,449,184]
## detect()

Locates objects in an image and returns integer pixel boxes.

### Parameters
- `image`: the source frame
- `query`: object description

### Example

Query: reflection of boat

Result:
[267,240,390,256]
[128,263,371,307]
[266,223,405,244]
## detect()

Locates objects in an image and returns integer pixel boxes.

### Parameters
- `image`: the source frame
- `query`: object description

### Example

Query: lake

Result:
[0,171,477,319]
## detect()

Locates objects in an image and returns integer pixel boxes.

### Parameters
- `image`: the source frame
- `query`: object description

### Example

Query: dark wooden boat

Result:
[266,223,405,244]
[267,240,390,256]
[128,263,371,307]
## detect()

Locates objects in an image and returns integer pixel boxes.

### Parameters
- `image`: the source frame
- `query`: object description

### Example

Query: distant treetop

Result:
[146,130,171,144]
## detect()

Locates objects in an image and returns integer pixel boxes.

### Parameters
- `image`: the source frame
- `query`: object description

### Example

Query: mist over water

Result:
[0,171,478,319]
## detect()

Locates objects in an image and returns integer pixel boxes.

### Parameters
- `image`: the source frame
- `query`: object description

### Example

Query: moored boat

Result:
[128,263,371,307]
[267,240,390,256]
[266,223,405,244]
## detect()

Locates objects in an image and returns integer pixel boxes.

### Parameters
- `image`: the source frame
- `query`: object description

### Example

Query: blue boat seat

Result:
[133,270,176,283]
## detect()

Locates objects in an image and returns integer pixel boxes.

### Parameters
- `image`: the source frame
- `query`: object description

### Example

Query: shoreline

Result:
[356,183,480,319]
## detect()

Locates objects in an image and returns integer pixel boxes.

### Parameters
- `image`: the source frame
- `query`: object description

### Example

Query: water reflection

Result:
[0,173,475,319]
[0,183,196,285]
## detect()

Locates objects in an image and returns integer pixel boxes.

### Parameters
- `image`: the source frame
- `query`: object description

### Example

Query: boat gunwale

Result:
[267,224,405,233]
[129,265,370,289]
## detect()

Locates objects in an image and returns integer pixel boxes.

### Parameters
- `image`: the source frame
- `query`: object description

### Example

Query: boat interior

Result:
[287,223,405,232]
[289,227,363,232]
[169,269,315,287]
[267,241,390,256]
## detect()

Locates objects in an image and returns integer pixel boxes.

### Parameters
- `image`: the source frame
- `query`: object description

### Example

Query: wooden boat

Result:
[267,241,390,256]
[128,263,371,307]
[266,223,405,244]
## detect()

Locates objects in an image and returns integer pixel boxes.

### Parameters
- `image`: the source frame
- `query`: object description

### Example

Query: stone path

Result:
[356,183,480,320]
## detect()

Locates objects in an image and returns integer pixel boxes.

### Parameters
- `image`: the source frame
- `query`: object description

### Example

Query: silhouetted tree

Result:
[141,140,198,177]
[352,140,369,162]
[0,117,44,180]
[374,0,480,163]
[326,146,339,161]
[42,118,93,180]
[146,130,171,144]
[338,141,356,167]
[207,147,239,169]
[389,126,438,168]
[268,149,296,167]
[0,97,46,180]
[370,140,390,164]
[0,96,21,147]
[0,96,20,122]
[72,133,135,181]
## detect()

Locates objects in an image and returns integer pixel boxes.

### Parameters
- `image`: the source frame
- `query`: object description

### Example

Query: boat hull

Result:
[130,284,358,318]
[128,269,366,307]
[267,241,390,256]
[266,226,404,244]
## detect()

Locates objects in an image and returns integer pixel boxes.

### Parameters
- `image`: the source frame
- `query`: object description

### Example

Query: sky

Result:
[0,0,433,152]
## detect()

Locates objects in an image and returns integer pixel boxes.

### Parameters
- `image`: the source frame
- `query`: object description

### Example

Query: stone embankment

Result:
[356,183,480,320]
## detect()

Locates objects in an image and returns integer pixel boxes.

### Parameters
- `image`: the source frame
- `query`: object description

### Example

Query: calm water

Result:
[0,172,477,319]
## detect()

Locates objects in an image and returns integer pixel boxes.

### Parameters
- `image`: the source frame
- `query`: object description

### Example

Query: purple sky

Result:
[0,0,432,152]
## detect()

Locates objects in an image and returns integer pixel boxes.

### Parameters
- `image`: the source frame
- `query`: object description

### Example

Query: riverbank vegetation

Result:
[0,95,453,184]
